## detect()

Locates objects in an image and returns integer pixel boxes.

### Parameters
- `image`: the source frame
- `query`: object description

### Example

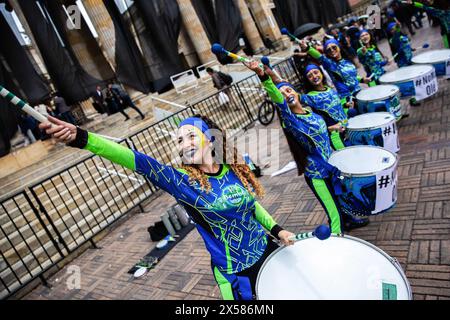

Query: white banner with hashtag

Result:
[374,165,397,214]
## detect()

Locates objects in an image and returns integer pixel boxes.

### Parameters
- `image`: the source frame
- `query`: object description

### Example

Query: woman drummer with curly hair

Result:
[39,115,295,301]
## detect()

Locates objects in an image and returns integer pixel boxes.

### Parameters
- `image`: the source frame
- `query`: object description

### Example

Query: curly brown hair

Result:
[179,115,265,198]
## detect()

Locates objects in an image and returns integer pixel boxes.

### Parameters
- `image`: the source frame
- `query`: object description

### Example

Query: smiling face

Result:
[360,32,371,45]
[325,43,341,60]
[176,125,212,165]
[306,68,323,86]
[279,85,299,106]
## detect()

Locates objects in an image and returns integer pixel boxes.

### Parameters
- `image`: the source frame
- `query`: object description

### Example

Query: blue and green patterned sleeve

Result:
[82,132,183,196]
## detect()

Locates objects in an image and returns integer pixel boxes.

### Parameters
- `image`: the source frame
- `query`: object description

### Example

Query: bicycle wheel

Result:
[258,100,276,126]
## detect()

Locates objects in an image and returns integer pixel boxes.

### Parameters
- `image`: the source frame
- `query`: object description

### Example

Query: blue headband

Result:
[276,82,296,91]
[178,117,213,141]
[305,64,321,75]
[324,39,340,50]
[360,29,369,36]
[387,22,397,32]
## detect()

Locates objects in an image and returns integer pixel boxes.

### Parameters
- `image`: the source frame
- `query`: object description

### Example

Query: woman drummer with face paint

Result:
[299,38,371,116]
[300,64,348,151]
[244,60,369,236]
[357,30,389,86]
[39,115,295,301]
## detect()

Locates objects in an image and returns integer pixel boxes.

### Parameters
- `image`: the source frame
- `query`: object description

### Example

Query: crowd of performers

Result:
[36,0,449,301]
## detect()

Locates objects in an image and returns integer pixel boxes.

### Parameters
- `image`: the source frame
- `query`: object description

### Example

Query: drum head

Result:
[356,85,399,102]
[412,49,450,64]
[256,236,411,300]
[328,146,396,175]
[379,64,434,83]
[347,112,395,130]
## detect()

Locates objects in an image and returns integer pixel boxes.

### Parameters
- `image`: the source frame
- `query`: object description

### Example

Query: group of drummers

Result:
[34,0,450,301]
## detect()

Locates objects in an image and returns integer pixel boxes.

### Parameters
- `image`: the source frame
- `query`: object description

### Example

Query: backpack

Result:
[147,221,169,241]
[218,71,233,86]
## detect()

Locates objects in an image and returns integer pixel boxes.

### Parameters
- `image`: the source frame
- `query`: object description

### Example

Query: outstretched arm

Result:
[254,201,294,246]
[40,116,183,195]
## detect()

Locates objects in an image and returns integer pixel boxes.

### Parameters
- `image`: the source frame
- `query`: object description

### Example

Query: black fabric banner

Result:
[0,13,50,105]
[274,0,351,32]
[192,0,243,64]
[103,0,150,93]
[132,0,183,92]
[18,0,103,105]
[0,62,20,157]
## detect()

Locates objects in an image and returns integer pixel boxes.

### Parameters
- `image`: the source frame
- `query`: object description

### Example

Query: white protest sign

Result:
[413,68,438,101]
[374,165,397,214]
[381,122,400,153]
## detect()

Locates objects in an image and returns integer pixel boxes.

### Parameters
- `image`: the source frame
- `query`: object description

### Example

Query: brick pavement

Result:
[21,23,450,300]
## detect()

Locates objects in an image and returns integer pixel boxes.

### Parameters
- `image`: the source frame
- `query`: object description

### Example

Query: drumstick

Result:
[0,85,50,124]
[211,43,263,68]
[260,56,283,81]
[280,27,301,44]
[289,225,331,242]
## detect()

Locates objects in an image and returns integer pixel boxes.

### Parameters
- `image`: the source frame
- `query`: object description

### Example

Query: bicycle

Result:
[257,91,276,126]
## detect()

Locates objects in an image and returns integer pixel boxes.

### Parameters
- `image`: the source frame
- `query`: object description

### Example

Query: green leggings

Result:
[444,33,449,49]
[330,130,345,151]
[305,176,343,234]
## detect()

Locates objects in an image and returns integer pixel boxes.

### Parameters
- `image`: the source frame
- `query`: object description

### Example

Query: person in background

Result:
[92,85,107,115]
[110,83,145,120]
[54,93,76,125]
[206,67,238,110]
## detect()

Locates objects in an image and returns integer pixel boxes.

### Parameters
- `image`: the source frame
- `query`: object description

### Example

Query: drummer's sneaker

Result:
[343,216,370,231]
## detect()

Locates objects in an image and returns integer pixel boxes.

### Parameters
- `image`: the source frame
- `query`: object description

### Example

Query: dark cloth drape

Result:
[0,63,20,157]
[274,0,351,32]
[192,0,243,64]
[132,0,183,92]
[0,13,50,105]
[18,0,104,105]
[103,0,150,93]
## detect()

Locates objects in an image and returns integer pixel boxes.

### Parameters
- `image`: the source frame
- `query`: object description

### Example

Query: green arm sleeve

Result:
[412,2,424,9]
[308,47,322,59]
[85,132,136,170]
[261,76,285,104]
[254,201,278,231]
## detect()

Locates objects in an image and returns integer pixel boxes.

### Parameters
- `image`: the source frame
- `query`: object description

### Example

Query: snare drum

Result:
[328,146,398,217]
[412,49,450,77]
[379,64,438,101]
[256,235,412,300]
[346,112,399,153]
[356,85,402,120]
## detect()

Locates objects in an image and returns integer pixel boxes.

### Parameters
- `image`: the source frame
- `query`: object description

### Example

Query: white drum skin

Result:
[412,49,450,77]
[256,235,412,300]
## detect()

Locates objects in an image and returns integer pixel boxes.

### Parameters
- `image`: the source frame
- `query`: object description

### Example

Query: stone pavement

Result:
[22,23,450,300]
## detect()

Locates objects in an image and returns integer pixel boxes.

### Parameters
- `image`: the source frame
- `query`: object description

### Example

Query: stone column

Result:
[235,0,265,53]
[246,0,287,49]
[82,0,116,70]
[176,0,215,64]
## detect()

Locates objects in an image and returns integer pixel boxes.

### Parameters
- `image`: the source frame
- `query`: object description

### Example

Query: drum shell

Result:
[357,90,402,120]
[346,116,400,153]
[329,146,398,217]
[256,235,412,300]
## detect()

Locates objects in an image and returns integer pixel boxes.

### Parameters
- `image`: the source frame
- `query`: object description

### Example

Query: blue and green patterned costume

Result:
[357,45,387,83]
[300,86,348,150]
[69,129,283,300]
[389,27,413,68]
[412,1,450,48]
[307,46,361,102]
[260,74,344,234]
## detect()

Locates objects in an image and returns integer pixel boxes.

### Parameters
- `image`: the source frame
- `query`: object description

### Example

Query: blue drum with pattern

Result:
[356,85,402,120]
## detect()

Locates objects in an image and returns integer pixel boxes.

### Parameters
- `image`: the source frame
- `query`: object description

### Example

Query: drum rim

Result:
[379,64,434,84]
[255,234,413,300]
[346,112,396,131]
[356,85,400,102]
[411,49,450,64]
[328,146,398,177]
